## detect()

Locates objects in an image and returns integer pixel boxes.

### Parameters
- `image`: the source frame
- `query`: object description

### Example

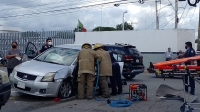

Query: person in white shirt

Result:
[164,47,173,61]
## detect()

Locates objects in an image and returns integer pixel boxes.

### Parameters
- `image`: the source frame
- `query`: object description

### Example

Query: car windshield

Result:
[34,47,79,66]
[128,47,142,56]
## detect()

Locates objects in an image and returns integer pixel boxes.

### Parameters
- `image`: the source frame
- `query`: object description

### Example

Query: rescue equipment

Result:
[180,66,200,112]
[94,60,147,107]
[129,84,147,101]
[149,55,200,78]
[149,56,200,112]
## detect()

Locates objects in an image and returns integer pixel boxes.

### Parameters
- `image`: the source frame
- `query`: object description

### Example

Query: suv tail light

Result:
[124,55,133,61]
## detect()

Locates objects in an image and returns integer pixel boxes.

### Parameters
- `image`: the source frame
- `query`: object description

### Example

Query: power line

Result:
[0,0,66,12]
[0,0,102,13]
[178,6,193,27]
[5,5,113,25]
[137,2,155,22]
[146,20,155,29]
[0,0,136,19]
[167,0,175,10]
[162,17,175,28]
[182,7,197,25]
[4,1,142,25]
[160,8,185,28]
[0,0,39,6]
[178,1,188,26]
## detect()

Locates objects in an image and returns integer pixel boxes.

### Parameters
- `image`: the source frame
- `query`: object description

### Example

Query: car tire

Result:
[155,72,164,78]
[123,75,135,79]
[57,81,73,99]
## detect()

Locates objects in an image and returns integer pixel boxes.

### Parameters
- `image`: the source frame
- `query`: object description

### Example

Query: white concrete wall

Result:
[75,29,195,69]
[75,29,195,52]
[177,29,195,52]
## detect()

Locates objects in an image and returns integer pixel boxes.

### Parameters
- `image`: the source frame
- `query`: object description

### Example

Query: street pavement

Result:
[1,67,200,112]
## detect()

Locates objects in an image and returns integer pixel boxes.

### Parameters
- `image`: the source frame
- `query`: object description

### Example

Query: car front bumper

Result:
[0,82,11,106]
[11,75,61,97]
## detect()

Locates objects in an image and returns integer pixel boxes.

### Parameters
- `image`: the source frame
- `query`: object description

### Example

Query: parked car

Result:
[103,43,144,79]
[0,70,11,110]
[9,42,124,98]
[0,51,7,67]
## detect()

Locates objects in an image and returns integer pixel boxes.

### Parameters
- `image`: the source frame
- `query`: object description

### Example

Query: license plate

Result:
[136,59,139,62]
[17,81,25,89]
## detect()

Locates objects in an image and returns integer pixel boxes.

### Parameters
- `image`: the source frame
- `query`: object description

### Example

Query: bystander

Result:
[6,41,23,77]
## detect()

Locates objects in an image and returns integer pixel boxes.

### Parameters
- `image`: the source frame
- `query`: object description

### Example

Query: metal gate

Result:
[0,30,75,57]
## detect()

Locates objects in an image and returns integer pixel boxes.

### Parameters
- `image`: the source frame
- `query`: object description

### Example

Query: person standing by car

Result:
[108,51,123,96]
[38,38,53,54]
[177,50,183,59]
[6,41,23,77]
[93,43,112,98]
[164,47,173,61]
[181,41,196,95]
[77,43,101,100]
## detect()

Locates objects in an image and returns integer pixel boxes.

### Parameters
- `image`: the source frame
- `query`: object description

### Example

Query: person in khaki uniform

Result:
[93,43,112,98]
[77,43,101,99]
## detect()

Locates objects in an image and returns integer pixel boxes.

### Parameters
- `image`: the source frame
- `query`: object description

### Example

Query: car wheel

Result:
[57,81,73,99]
[155,72,164,78]
[123,75,135,80]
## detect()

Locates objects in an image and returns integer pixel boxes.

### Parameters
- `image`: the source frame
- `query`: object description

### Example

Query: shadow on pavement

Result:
[10,94,54,102]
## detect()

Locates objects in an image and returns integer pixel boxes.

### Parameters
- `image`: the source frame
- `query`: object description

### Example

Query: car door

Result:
[23,42,38,62]
[111,51,124,75]
[104,46,125,75]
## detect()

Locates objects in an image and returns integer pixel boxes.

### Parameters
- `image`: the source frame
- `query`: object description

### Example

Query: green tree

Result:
[92,27,116,31]
[116,22,134,30]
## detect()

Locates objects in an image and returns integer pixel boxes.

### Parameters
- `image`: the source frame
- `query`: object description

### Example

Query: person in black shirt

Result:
[182,41,196,95]
[109,51,123,95]
[38,38,53,54]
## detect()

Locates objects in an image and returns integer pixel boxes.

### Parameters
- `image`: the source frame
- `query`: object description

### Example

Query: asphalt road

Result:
[1,67,200,112]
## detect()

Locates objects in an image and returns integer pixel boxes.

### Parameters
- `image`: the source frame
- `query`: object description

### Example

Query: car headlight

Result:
[0,70,9,85]
[41,72,56,82]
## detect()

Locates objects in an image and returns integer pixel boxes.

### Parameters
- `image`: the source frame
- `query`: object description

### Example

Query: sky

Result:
[0,0,199,37]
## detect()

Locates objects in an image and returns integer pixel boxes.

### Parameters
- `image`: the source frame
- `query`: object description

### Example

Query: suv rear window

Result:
[105,46,126,54]
[127,47,141,56]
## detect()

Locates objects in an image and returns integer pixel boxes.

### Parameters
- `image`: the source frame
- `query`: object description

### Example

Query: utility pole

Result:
[197,6,200,51]
[175,0,178,29]
[123,13,124,30]
[122,10,127,31]
[99,5,103,32]
[42,28,45,37]
[101,5,103,31]
[155,0,159,29]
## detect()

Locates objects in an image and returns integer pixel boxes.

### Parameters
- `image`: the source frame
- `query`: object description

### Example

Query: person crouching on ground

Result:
[93,43,112,98]
[77,43,101,100]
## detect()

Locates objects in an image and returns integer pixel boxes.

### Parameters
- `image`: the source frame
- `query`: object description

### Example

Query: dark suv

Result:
[103,43,144,79]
